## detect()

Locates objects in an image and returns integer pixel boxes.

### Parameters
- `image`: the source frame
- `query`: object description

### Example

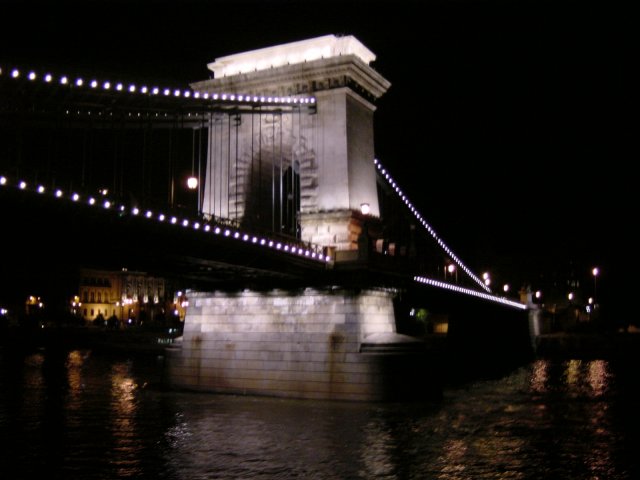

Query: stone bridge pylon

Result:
[192,34,390,250]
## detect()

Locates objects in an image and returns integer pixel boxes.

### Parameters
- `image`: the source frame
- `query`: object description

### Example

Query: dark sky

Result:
[1,0,633,304]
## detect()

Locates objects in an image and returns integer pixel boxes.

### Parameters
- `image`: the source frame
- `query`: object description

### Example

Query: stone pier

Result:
[167,288,433,401]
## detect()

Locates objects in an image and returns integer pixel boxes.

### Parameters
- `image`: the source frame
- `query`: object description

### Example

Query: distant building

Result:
[77,268,180,325]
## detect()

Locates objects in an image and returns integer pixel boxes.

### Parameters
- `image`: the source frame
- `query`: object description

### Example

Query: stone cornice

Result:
[191,55,391,101]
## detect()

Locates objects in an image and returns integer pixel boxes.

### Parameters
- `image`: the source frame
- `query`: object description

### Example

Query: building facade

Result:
[77,268,181,325]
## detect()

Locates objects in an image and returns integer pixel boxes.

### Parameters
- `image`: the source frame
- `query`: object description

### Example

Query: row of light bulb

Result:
[414,276,526,310]
[0,175,331,263]
[373,158,490,293]
[1,66,316,106]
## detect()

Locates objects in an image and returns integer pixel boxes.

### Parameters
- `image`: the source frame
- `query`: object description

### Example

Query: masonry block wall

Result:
[167,288,401,401]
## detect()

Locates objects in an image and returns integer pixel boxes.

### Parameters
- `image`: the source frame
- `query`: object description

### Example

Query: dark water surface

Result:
[1,347,639,479]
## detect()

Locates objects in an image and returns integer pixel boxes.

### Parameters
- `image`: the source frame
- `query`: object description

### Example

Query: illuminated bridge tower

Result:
[168,36,430,403]
[191,34,390,250]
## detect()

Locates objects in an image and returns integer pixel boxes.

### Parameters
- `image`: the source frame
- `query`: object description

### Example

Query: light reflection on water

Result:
[0,350,638,479]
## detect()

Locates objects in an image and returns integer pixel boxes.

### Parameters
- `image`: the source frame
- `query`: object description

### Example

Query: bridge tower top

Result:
[193,35,390,252]
[206,34,377,78]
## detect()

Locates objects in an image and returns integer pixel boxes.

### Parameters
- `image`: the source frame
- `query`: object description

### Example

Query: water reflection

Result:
[109,362,142,477]
[1,351,638,479]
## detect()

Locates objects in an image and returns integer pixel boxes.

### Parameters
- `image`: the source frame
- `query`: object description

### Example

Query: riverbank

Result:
[0,326,177,355]
[535,331,640,360]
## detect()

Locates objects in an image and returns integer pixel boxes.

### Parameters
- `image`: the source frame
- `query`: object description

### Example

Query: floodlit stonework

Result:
[167,288,427,401]
[192,35,390,250]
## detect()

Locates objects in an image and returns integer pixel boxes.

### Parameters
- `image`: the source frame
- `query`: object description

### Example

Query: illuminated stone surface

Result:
[167,289,423,401]
[193,35,390,250]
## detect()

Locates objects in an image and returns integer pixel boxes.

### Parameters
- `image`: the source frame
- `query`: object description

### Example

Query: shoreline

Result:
[534,331,640,360]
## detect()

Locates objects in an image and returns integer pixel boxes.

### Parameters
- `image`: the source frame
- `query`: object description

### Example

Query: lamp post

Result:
[447,264,457,283]
[592,267,599,304]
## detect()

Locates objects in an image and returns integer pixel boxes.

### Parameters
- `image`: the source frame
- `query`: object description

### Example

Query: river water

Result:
[1,346,638,479]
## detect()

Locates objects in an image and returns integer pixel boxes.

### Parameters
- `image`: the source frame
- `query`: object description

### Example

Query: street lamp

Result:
[446,263,458,283]
[187,176,198,190]
[592,267,599,303]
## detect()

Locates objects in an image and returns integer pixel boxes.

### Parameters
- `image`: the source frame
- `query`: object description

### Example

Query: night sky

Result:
[1,0,632,310]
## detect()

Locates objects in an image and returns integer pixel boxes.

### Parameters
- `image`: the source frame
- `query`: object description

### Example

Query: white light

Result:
[171,217,177,224]
[158,214,165,221]
[182,219,189,227]
[11,69,19,78]
[568,292,574,301]
[28,72,36,80]
[260,239,266,245]
[152,87,159,95]
[503,284,510,293]
[90,80,98,88]
[72,193,80,201]
[592,267,599,277]
[45,74,53,82]
[204,225,210,232]
[103,81,111,89]
[447,264,455,273]
[234,232,240,239]
[19,181,26,189]
[482,272,489,280]
[0,176,7,185]
[37,185,45,193]
[141,86,148,93]
[60,76,68,85]
[224,229,230,236]
[184,91,191,98]
[145,210,153,218]
[588,297,593,304]
[132,207,139,215]
[187,176,198,189]
[116,83,123,91]
[174,89,181,97]
[103,201,111,209]
[276,243,282,249]
[214,227,221,234]
[88,197,95,205]
[252,236,257,243]
[535,290,542,299]
[129,85,136,93]
[360,203,370,215]
[163,88,170,96]
[76,78,83,86]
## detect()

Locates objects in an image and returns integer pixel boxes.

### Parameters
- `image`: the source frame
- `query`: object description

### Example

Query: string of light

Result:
[414,276,526,310]
[0,174,331,263]
[373,158,491,293]
[0,66,316,106]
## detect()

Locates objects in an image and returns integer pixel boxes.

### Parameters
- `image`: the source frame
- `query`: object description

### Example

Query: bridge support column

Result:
[167,288,436,401]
